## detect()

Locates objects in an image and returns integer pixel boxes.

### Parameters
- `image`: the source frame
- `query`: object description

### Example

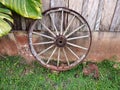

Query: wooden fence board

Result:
[68,0,83,32]
[69,0,83,14]
[50,0,68,33]
[81,0,89,20]
[51,0,67,7]
[100,0,117,31]
[42,0,50,11]
[95,0,104,31]
[13,0,120,32]
[87,0,99,31]
[110,0,120,31]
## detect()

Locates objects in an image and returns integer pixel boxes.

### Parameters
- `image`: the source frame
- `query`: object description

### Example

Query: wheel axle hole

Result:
[59,41,63,44]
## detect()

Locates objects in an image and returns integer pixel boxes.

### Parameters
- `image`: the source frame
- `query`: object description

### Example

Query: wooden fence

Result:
[13,0,120,32]
[43,0,120,31]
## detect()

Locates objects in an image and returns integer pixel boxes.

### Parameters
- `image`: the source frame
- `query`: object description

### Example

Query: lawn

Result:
[0,56,120,90]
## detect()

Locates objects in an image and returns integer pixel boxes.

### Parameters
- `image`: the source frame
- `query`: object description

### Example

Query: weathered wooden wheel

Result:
[29,7,92,71]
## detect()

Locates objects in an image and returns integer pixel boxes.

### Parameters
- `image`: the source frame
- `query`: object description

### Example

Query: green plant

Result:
[0,0,42,37]
[0,57,120,90]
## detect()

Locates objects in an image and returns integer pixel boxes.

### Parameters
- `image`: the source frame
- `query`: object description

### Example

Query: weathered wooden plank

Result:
[110,0,120,31]
[51,0,67,7]
[50,0,68,33]
[100,0,117,31]
[42,0,50,11]
[81,0,89,20]
[68,0,83,33]
[69,0,83,14]
[87,0,99,31]
[21,17,26,30]
[81,0,99,31]
[95,0,104,31]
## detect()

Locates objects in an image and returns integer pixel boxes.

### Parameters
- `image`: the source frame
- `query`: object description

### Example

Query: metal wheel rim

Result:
[29,7,92,71]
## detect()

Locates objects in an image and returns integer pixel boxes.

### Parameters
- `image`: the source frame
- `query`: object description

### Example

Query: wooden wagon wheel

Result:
[29,7,92,71]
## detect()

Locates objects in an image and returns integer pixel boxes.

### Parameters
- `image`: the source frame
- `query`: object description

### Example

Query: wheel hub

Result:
[55,35,66,47]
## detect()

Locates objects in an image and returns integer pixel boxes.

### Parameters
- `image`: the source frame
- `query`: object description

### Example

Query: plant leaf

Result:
[0,3,13,37]
[0,8,12,15]
[0,18,12,37]
[0,0,42,19]
[0,13,13,23]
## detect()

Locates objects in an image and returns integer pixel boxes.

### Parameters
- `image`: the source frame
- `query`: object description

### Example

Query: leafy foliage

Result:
[0,3,13,37]
[0,0,42,19]
[0,56,120,90]
[0,0,42,37]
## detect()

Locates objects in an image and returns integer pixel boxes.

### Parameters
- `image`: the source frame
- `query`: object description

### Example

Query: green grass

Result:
[0,56,120,90]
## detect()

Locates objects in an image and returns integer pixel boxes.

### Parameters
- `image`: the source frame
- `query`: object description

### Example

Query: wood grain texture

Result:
[68,0,83,32]
[87,0,99,31]
[16,0,120,32]
[51,0,67,7]
[42,0,50,11]
[95,0,104,31]
[21,17,26,30]
[100,0,117,31]
[81,0,89,20]
[50,0,68,33]
[69,0,83,14]
[110,0,120,31]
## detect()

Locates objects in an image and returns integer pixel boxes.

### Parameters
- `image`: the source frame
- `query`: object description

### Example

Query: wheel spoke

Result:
[41,22,56,37]
[33,32,54,40]
[63,16,75,35]
[33,41,54,45]
[46,47,57,64]
[38,45,54,55]
[57,48,60,66]
[66,47,79,59]
[29,7,92,71]
[67,35,89,41]
[67,42,88,50]
[66,24,86,38]
[78,55,86,63]
[63,48,70,66]
[60,10,64,35]
[50,14,59,35]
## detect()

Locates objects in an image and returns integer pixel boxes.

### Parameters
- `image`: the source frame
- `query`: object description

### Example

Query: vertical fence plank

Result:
[69,0,83,14]
[18,0,120,32]
[95,0,104,31]
[81,0,99,31]
[100,0,117,31]
[21,17,26,30]
[51,0,68,7]
[110,0,120,31]
[87,0,99,31]
[50,0,68,32]
[68,0,83,32]
[82,0,89,20]
[42,0,50,11]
